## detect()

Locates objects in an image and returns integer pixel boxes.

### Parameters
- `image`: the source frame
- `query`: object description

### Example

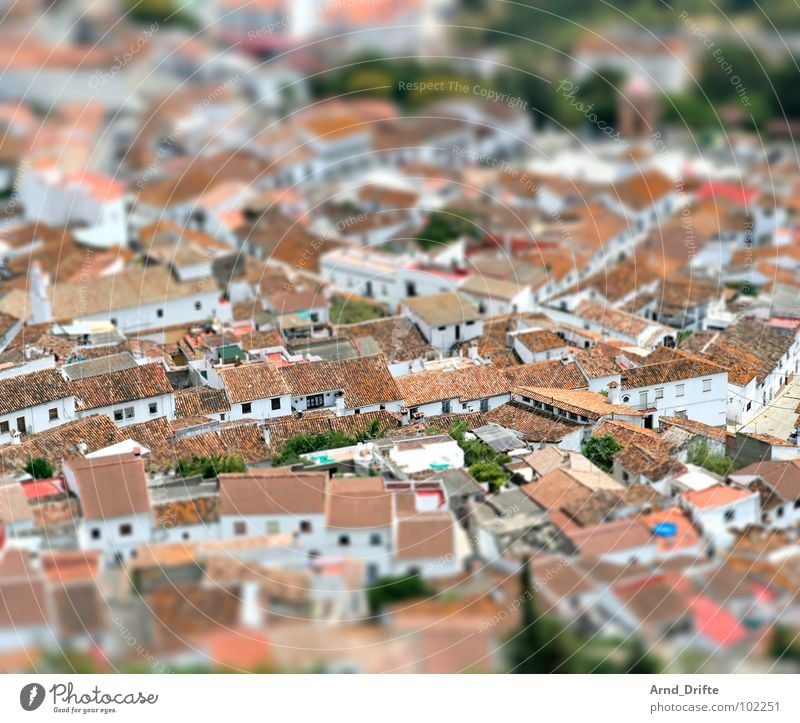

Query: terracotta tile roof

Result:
[219,362,290,404]
[0,549,50,630]
[153,496,218,529]
[70,363,174,410]
[611,169,677,210]
[684,483,756,509]
[49,266,220,321]
[0,415,126,473]
[326,484,395,529]
[397,364,508,406]
[721,319,795,380]
[573,348,621,379]
[593,418,672,453]
[659,415,731,441]
[175,386,230,418]
[336,316,436,362]
[569,518,654,555]
[0,368,71,415]
[395,511,455,560]
[219,468,327,516]
[513,329,566,354]
[502,359,587,389]
[484,402,582,443]
[575,299,657,340]
[281,355,401,409]
[614,442,687,481]
[622,357,726,389]
[734,460,800,501]
[65,454,151,520]
[403,292,481,327]
[125,418,270,469]
[568,256,661,303]
[515,386,645,420]
[613,578,690,627]
[0,482,32,524]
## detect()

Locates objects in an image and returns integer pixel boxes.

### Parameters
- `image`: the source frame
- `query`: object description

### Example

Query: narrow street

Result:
[739,376,800,440]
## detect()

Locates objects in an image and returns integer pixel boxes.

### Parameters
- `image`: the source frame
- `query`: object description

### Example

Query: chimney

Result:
[607,381,620,405]
[133,446,142,457]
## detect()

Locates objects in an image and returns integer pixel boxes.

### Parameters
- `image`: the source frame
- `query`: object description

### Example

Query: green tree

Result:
[687,439,734,477]
[178,454,246,479]
[367,574,434,615]
[581,434,623,473]
[415,210,483,251]
[25,457,54,479]
[508,561,576,673]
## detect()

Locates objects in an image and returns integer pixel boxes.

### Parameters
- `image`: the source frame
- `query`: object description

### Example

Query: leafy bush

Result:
[25,457,54,480]
[449,421,511,492]
[687,439,734,477]
[178,454,246,479]
[581,434,623,473]
[367,574,434,615]
[272,422,386,466]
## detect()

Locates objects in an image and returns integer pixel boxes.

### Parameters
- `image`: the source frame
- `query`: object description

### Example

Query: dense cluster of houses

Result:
[3,1,800,674]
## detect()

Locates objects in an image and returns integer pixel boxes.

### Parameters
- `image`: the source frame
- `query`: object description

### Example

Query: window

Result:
[724,509,735,522]
[437,325,446,331]
[655,388,664,400]
[125,407,135,419]
[110,318,117,326]
[480,398,489,413]
[114,409,124,421]
[300,520,312,533]
[156,308,164,318]
[442,399,451,414]
[266,520,280,535]
[241,402,252,414]
[354,408,361,415]
[338,534,350,546]
[307,394,324,409]
[703,378,712,392]
[48,407,59,421]
[194,301,202,310]
[676,384,685,397]
[369,533,382,546]
[233,521,247,536]
[91,528,101,540]
[149,402,158,415]
[622,471,629,482]
[622,395,631,403]
[639,391,648,407]
[119,523,133,537]
[0,421,8,434]
[271,397,281,411]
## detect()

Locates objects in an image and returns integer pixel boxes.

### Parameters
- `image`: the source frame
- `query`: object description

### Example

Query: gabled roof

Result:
[502,359,587,389]
[515,386,645,420]
[219,362,290,404]
[175,386,231,418]
[280,355,401,409]
[65,454,151,520]
[403,292,481,327]
[621,357,726,389]
[397,364,508,406]
[0,368,71,415]
[218,469,327,517]
[395,511,454,560]
[70,363,173,410]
